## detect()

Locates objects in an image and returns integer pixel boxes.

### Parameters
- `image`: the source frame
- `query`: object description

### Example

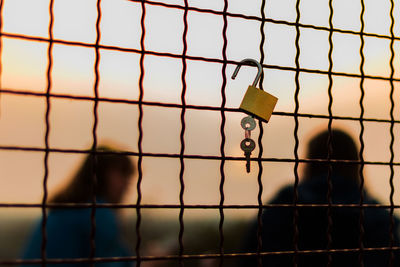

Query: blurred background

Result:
[0,0,399,266]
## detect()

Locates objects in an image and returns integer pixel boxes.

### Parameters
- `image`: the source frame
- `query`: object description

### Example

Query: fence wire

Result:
[0,0,399,266]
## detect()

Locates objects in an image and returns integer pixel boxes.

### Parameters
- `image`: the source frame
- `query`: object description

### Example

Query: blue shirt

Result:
[22,207,133,267]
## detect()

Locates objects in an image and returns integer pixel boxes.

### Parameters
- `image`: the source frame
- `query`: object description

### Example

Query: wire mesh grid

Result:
[0,0,399,266]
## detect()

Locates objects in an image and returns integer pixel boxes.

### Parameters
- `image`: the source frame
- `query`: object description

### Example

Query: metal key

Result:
[240,138,256,173]
[241,115,256,130]
[241,115,256,140]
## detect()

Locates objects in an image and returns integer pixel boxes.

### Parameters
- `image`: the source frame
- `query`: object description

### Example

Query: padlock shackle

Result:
[231,58,263,87]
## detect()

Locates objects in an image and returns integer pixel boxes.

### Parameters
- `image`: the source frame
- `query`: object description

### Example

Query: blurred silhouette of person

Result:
[22,146,135,267]
[240,129,400,267]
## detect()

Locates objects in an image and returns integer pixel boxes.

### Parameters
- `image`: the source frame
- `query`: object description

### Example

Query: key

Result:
[241,138,255,173]
[241,115,256,140]
[241,115,256,131]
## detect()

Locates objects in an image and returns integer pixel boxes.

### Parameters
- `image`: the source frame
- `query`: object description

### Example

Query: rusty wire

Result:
[358,2,366,266]
[1,145,399,166]
[135,0,146,266]
[218,0,229,266]
[292,0,301,266]
[178,0,189,266]
[88,0,102,266]
[5,246,400,266]
[40,0,54,265]
[0,0,398,266]
[388,0,396,266]
[326,0,334,265]
[256,1,266,266]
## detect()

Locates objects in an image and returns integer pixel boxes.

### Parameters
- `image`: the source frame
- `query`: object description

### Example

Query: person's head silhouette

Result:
[51,145,135,204]
[304,129,359,184]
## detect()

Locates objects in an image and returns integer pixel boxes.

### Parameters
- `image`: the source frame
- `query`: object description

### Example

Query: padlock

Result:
[239,85,278,123]
[232,58,278,123]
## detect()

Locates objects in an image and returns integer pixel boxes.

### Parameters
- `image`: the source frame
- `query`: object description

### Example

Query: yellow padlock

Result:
[240,85,278,123]
[232,59,278,123]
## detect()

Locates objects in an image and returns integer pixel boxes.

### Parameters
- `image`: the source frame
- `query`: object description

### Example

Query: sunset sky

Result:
[0,0,399,219]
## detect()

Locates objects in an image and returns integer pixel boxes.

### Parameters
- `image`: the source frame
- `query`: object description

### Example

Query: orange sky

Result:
[1,0,400,218]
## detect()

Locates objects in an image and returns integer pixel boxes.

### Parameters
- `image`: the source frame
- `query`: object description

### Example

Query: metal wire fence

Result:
[0,0,399,266]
